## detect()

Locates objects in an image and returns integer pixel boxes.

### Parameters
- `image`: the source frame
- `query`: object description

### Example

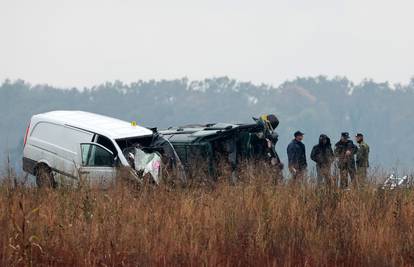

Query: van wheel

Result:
[35,165,56,188]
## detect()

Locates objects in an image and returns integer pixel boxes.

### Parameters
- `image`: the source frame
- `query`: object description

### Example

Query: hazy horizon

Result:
[2,74,413,91]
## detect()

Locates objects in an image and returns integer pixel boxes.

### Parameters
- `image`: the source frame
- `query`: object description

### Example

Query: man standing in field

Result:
[334,132,358,188]
[311,134,334,186]
[287,131,307,181]
[355,133,370,184]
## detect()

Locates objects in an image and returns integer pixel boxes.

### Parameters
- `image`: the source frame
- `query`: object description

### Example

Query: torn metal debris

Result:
[119,133,187,184]
[160,114,283,182]
[382,174,413,190]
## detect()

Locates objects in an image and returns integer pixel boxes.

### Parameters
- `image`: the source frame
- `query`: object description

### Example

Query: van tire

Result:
[35,165,56,188]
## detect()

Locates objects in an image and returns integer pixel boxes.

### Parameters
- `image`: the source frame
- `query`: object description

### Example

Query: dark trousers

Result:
[290,169,306,182]
[356,167,368,185]
[339,167,356,188]
[316,165,332,186]
[273,167,284,184]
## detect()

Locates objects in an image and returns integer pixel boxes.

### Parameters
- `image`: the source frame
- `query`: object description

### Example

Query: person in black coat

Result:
[311,134,334,186]
[287,131,307,181]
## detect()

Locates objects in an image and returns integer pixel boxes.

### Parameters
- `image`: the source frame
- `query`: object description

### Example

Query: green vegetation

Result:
[2,76,414,171]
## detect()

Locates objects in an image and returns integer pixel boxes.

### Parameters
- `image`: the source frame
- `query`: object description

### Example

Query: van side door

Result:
[79,143,117,187]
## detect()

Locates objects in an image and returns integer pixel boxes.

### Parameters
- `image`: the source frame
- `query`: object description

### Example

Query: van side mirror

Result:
[114,155,121,167]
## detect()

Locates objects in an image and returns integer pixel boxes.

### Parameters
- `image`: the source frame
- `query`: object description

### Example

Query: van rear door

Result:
[78,143,117,187]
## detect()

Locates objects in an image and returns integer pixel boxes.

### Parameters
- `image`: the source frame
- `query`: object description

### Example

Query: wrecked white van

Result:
[23,111,185,188]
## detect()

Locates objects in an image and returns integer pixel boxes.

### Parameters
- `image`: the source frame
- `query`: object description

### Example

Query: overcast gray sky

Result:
[0,0,413,87]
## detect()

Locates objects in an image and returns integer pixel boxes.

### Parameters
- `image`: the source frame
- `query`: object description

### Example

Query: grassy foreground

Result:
[1,169,414,266]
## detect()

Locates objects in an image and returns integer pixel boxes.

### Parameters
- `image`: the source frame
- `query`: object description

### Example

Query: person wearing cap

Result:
[287,131,307,181]
[334,132,358,188]
[355,133,370,184]
[311,134,334,186]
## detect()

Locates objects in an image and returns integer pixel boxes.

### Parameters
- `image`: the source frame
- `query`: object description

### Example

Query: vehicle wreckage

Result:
[22,111,186,188]
[382,174,414,190]
[118,132,187,185]
[23,111,282,187]
[159,114,283,183]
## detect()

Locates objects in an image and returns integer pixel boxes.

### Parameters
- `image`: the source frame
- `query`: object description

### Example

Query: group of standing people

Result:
[286,131,370,188]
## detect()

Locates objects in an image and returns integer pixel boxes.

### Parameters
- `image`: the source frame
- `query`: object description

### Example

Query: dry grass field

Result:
[1,166,414,266]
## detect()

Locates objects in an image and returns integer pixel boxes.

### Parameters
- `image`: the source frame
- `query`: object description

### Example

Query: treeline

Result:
[1,76,414,171]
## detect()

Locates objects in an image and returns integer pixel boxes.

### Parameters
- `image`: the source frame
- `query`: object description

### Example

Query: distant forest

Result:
[1,76,414,173]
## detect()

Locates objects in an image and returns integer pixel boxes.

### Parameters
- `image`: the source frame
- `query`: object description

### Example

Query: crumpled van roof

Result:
[34,110,153,139]
[160,122,259,143]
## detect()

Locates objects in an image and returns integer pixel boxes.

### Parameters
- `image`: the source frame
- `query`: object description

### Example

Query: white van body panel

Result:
[23,111,152,186]
[26,122,94,178]
[34,111,152,139]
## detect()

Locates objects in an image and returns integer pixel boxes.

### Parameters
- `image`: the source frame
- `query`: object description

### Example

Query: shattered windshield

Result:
[116,134,187,184]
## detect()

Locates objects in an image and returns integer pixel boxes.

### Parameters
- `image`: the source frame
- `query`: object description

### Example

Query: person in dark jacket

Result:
[334,132,358,188]
[287,131,307,181]
[311,134,334,186]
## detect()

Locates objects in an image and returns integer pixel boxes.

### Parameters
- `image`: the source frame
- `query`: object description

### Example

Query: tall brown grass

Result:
[1,166,414,266]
